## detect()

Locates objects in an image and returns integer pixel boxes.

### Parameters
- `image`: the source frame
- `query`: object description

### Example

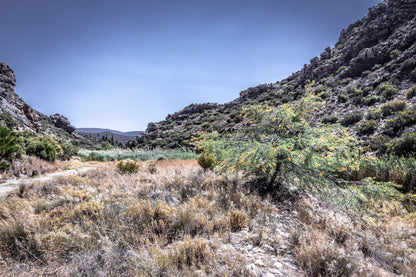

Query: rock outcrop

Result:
[128,0,416,149]
[0,62,92,146]
[50,114,76,134]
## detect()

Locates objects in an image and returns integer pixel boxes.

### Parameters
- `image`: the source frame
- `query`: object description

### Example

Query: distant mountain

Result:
[77,128,142,146]
[128,0,416,152]
[77,128,142,137]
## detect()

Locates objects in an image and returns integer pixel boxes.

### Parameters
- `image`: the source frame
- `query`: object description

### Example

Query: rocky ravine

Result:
[128,0,416,150]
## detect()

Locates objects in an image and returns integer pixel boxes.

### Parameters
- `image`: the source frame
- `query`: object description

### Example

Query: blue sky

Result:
[1,0,381,131]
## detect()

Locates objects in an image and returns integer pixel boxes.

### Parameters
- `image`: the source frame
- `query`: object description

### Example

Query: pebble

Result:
[255,259,265,266]
[263,244,275,252]
[273,261,283,270]
[245,264,262,277]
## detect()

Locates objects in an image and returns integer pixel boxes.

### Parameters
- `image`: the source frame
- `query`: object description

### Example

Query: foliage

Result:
[400,58,416,72]
[195,82,361,192]
[77,148,197,162]
[356,120,377,136]
[322,115,338,124]
[380,101,407,117]
[0,127,19,172]
[383,110,416,136]
[340,111,364,126]
[387,133,416,157]
[197,152,216,170]
[366,108,382,120]
[26,137,57,162]
[338,94,348,103]
[117,160,139,174]
[379,83,398,100]
[406,86,416,99]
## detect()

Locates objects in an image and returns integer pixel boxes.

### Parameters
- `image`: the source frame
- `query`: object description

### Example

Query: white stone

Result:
[273,261,283,269]
[245,264,262,277]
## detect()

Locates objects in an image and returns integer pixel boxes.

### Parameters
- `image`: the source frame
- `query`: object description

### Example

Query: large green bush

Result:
[387,133,416,156]
[0,127,19,172]
[380,101,407,117]
[356,120,377,136]
[379,83,398,100]
[383,110,416,136]
[26,137,56,162]
[340,111,364,126]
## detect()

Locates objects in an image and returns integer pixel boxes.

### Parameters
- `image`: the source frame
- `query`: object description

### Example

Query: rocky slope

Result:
[0,62,91,146]
[128,0,416,150]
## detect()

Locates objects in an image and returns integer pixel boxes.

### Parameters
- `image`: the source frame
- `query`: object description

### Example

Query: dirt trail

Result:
[0,163,100,195]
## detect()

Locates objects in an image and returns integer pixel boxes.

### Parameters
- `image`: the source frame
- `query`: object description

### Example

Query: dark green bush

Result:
[406,86,416,99]
[362,86,373,96]
[387,133,416,157]
[379,83,398,100]
[370,134,389,153]
[341,111,364,126]
[361,95,380,106]
[26,137,56,162]
[372,64,382,71]
[197,152,216,170]
[400,58,416,72]
[0,127,19,172]
[382,110,416,136]
[117,161,139,174]
[338,94,348,103]
[336,66,347,75]
[322,115,338,124]
[390,49,401,59]
[356,120,377,136]
[0,113,17,129]
[380,101,407,117]
[366,108,382,120]
[361,70,371,78]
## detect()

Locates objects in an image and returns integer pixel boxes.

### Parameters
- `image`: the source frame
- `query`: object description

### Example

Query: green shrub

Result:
[341,111,364,126]
[387,133,416,157]
[322,115,338,124]
[340,78,351,85]
[26,137,56,162]
[0,127,19,172]
[338,94,348,103]
[390,49,401,59]
[383,110,416,136]
[379,83,398,100]
[380,101,407,117]
[361,70,371,78]
[412,68,416,80]
[372,64,382,71]
[117,161,139,174]
[370,135,389,153]
[361,95,380,106]
[366,108,382,120]
[0,113,17,129]
[362,86,373,96]
[406,86,416,99]
[197,152,216,170]
[336,66,347,75]
[400,58,416,72]
[356,120,377,136]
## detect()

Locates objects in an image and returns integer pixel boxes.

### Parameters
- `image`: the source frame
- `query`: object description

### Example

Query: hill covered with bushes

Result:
[128,0,416,155]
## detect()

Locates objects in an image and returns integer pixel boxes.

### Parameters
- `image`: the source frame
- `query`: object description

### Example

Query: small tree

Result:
[0,127,19,172]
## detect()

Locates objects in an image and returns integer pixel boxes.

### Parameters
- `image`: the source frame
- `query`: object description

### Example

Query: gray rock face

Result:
[167,103,219,120]
[50,113,76,133]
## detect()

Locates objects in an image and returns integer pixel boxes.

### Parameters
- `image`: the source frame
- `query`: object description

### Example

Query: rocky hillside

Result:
[128,0,416,151]
[0,62,91,147]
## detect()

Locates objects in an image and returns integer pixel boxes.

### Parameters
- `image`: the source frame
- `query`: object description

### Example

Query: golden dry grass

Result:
[1,159,415,276]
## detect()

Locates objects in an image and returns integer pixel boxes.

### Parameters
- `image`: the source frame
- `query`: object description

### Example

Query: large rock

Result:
[50,113,76,133]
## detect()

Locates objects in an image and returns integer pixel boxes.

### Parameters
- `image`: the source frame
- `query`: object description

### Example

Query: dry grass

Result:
[0,160,268,276]
[290,197,416,277]
[1,159,416,276]
[1,155,66,180]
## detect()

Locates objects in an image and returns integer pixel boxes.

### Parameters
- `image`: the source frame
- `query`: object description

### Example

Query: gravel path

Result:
[0,165,98,195]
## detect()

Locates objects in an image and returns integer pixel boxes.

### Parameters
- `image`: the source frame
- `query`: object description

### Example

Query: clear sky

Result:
[1,0,382,131]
